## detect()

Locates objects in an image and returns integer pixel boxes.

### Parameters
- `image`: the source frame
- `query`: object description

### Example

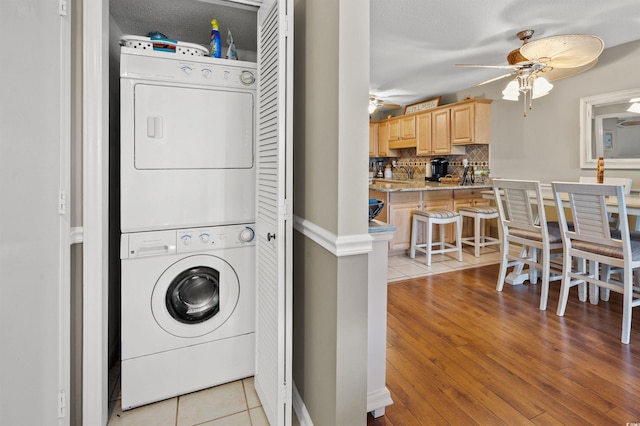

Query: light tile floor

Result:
[108,248,499,425]
[387,246,501,283]
[107,363,288,426]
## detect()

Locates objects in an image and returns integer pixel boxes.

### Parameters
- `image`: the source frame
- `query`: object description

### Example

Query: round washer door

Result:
[151,254,240,338]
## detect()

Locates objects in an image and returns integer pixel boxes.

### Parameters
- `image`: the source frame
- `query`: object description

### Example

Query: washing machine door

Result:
[151,254,240,338]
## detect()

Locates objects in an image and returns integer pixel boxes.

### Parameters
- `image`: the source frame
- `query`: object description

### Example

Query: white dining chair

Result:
[492,179,564,311]
[552,181,640,344]
[579,176,633,302]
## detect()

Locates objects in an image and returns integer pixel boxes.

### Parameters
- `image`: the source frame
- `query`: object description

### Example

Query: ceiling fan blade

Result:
[377,103,401,109]
[520,34,604,69]
[542,58,598,82]
[456,63,521,70]
[475,71,515,86]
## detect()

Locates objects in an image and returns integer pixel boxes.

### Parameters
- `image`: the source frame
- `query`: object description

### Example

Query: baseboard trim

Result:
[292,381,313,425]
[293,215,372,257]
[367,387,393,418]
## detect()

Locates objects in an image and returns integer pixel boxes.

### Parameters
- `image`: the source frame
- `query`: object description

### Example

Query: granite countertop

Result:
[368,219,396,233]
[369,178,492,193]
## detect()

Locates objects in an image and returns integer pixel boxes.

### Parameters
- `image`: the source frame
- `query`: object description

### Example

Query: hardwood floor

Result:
[368,264,640,425]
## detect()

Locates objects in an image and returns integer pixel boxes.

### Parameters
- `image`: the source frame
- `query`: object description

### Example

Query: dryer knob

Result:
[239,227,255,243]
[200,233,210,243]
[181,234,192,246]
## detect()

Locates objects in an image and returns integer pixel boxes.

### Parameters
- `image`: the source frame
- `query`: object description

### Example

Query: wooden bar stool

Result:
[409,210,463,266]
[458,206,501,257]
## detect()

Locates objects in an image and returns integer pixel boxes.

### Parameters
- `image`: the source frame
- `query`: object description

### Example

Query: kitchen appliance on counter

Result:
[427,158,449,181]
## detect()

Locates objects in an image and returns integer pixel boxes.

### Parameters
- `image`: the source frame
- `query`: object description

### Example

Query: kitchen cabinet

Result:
[376,121,397,157]
[451,99,492,145]
[388,115,417,149]
[369,122,378,157]
[415,112,433,156]
[387,192,421,251]
[432,109,452,154]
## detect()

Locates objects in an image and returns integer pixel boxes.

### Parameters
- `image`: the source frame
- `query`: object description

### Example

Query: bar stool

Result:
[409,210,463,266]
[458,206,501,257]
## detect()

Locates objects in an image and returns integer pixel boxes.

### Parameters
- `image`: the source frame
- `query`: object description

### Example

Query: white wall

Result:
[456,39,640,187]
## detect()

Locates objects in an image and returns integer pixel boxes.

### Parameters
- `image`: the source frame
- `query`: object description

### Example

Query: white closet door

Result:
[0,0,70,424]
[254,0,293,424]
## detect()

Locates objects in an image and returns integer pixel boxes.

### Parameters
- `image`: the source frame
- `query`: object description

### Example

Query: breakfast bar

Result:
[369,179,493,253]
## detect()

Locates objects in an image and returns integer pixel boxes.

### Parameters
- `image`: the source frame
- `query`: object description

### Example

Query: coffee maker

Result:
[428,157,448,181]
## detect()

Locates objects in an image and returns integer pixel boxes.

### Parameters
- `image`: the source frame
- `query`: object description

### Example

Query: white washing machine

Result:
[120,47,257,232]
[120,223,256,410]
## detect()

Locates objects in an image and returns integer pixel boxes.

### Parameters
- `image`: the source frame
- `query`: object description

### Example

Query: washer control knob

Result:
[181,66,193,75]
[240,71,255,85]
[200,233,210,243]
[201,68,212,78]
[181,234,192,245]
[239,227,255,243]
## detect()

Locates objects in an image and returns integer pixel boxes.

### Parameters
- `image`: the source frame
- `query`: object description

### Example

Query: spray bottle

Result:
[210,19,221,58]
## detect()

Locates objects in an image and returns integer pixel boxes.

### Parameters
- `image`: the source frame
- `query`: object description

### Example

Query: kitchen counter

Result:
[369,178,492,192]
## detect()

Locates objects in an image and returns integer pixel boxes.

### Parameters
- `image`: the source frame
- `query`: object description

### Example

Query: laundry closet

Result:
[105,0,292,423]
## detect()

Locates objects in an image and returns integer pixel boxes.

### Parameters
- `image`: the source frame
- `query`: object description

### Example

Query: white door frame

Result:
[82,0,110,424]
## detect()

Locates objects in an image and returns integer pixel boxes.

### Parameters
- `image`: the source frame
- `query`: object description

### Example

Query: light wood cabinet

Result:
[388,118,400,141]
[375,121,399,157]
[400,116,416,139]
[387,192,420,251]
[432,109,451,154]
[388,115,417,149]
[369,122,379,157]
[415,112,433,156]
[451,99,491,145]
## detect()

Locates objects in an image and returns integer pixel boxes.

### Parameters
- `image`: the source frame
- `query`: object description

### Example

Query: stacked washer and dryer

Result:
[119,46,258,410]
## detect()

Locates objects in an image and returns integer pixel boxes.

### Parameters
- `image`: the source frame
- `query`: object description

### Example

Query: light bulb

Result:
[502,80,519,101]
[532,77,553,99]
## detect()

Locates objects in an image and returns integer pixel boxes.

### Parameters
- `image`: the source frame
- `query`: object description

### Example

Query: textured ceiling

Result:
[109,0,640,109]
[370,0,640,107]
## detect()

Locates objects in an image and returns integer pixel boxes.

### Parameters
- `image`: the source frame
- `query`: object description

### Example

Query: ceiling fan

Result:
[369,95,401,114]
[457,29,604,116]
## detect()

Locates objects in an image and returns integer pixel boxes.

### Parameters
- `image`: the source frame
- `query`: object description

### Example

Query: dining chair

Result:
[579,176,634,302]
[579,176,632,230]
[552,181,640,344]
[492,179,564,311]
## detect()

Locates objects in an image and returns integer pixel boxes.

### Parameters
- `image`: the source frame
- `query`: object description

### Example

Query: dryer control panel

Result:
[121,223,255,258]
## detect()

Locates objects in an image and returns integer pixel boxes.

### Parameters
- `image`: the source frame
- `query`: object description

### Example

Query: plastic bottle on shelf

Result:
[210,19,221,58]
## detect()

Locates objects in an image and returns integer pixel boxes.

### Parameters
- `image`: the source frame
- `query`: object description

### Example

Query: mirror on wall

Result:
[580,88,640,169]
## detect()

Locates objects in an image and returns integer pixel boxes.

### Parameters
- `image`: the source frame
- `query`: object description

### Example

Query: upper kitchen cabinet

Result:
[369,122,379,157]
[375,121,398,158]
[388,115,416,149]
[451,99,492,145]
[416,110,451,156]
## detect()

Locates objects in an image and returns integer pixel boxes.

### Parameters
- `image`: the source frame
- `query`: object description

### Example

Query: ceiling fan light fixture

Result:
[368,102,377,114]
[532,77,553,99]
[502,80,520,101]
[629,97,640,103]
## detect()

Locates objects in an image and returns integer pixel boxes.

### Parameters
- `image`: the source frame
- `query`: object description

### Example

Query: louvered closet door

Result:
[255,0,293,425]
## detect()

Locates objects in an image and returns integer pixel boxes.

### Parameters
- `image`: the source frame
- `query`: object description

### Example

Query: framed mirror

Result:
[580,88,640,169]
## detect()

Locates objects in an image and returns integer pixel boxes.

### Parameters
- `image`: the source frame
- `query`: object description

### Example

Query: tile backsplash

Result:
[371,145,489,180]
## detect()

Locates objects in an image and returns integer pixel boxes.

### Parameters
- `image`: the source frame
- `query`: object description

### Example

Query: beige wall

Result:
[293,0,370,424]
[456,39,640,187]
